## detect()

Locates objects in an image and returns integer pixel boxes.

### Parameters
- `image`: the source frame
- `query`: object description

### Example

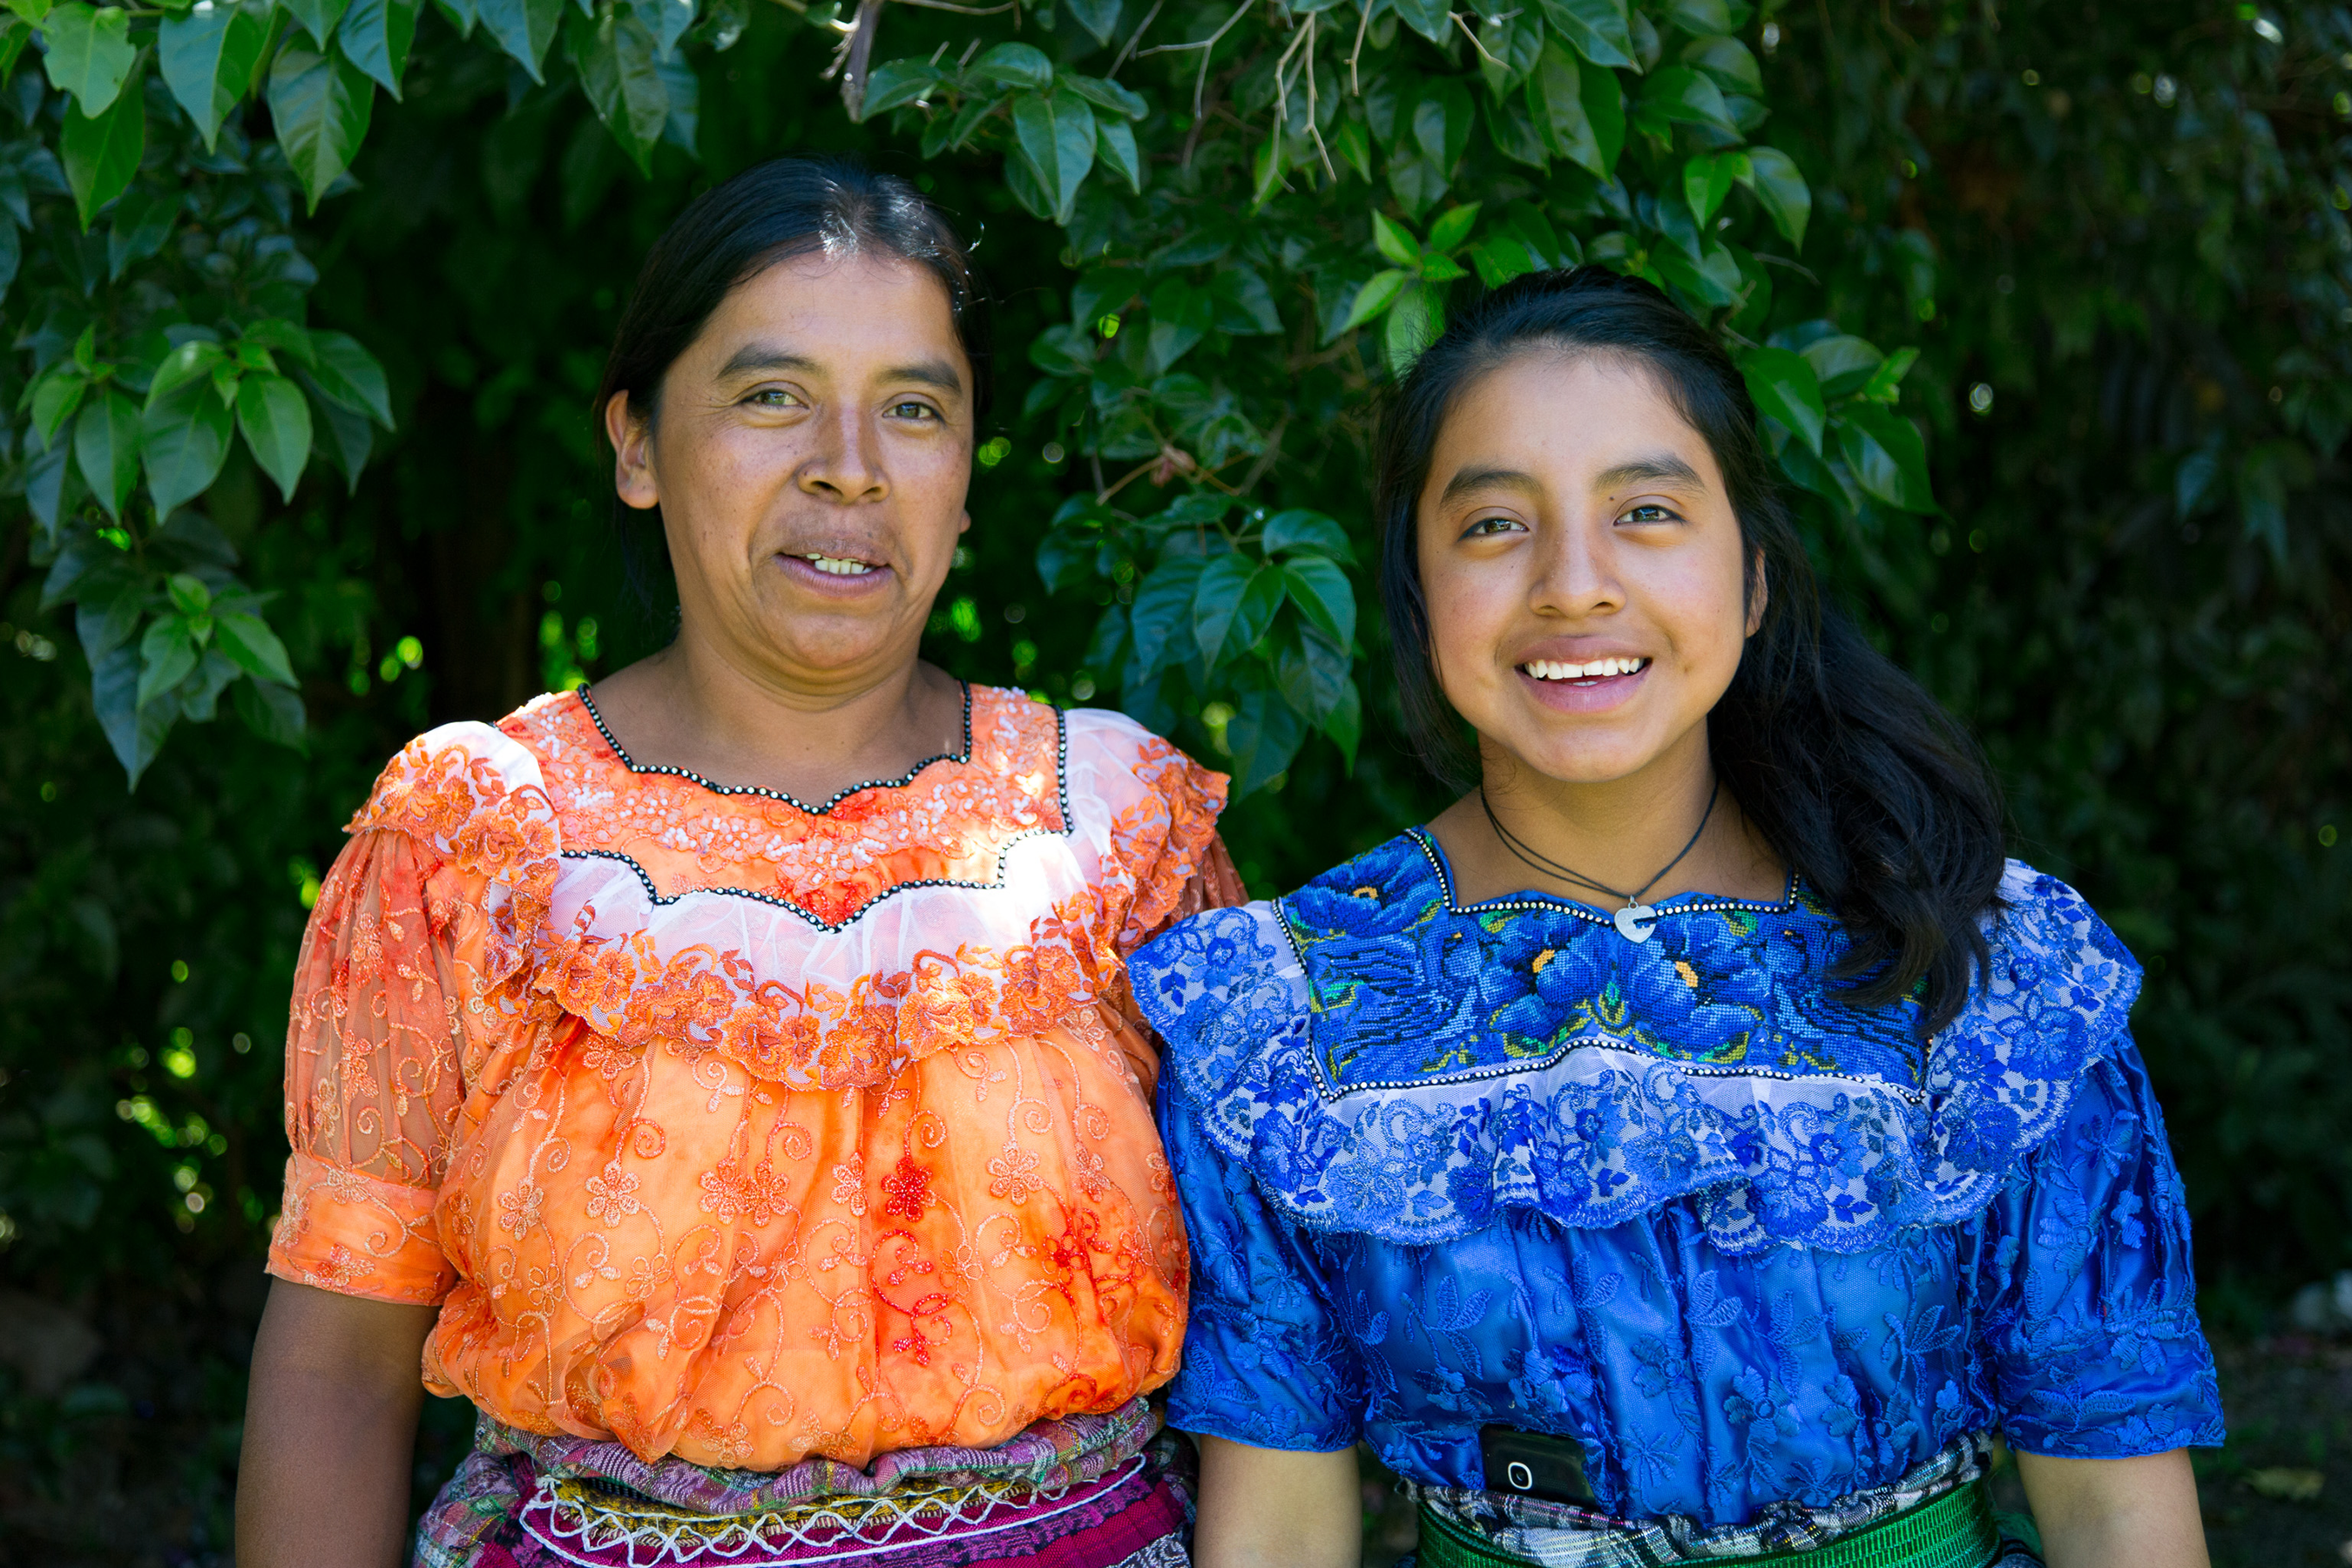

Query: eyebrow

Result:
[1593,454,1706,493]
[1436,466,1542,506]
[713,345,965,398]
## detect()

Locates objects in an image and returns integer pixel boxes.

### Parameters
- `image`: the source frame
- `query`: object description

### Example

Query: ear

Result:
[957,509,971,536]
[607,391,659,511]
[1744,546,1769,638]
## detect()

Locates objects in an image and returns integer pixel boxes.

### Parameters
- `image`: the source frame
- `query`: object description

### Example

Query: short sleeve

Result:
[1971,1034,2227,1456]
[266,828,470,1305]
[1157,1073,1366,1453]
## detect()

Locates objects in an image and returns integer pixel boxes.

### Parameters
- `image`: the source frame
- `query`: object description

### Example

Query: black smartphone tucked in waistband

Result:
[1477,1425,1594,1506]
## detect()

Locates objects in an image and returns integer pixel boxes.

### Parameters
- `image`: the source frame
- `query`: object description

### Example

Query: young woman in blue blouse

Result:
[1129,268,2222,1568]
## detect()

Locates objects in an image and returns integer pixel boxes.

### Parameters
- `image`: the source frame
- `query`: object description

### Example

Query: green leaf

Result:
[1635,64,1738,137]
[235,370,314,500]
[338,0,421,96]
[860,59,943,117]
[1411,77,1473,169]
[4,0,51,26]
[1097,119,1142,193]
[92,641,176,787]
[166,572,211,615]
[1389,0,1449,45]
[567,3,666,172]
[1279,555,1356,648]
[213,609,296,685]
[268,45,375,209]
[158,3,264,153]
[1273,621,1351,722]
[1739,145,1810,248]
[1426,201,1480,254]
[283,0,354,45]
[105,185,178,278]
[40,2,137,112]
[141,376,234,514]
[1800,334,1882,396]
[1059,72,1146,119]
[1249,131,1284,211]
[1536,0,1633,70]
[60,69,144,230]
[28,362,90,449]
[1371,210,1420,266]
[1470,233,1538,288]
[1127,553,1206,673]
[307,330,393,425]
[1208,266,1281,335]
[1145,276,1211,375]
[1191,551,1258,664]
[1660,0,1734,36]
[968,41,1051,89]
[1682,151,1741,226]
[75,389,141,519]
[1225,687,1306,796]
[138,613,203,709]
[1064,0,1121,44]
[242,318,319,368]
[476,0,563,80]
[1384,283,1440,375]
[1681,33,1760,95]
[1835,403,1934,512]
[233,673,308,747]
[1262,509,1355,564]
[1857,345,1919,405]
[1011,90,1095,226]
[1341,267,1409,333]
[1525,42,1619,179]
[1740,346,1824,456]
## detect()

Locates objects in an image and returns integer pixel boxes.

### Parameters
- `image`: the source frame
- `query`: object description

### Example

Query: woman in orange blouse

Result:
[237,157,1240,1568]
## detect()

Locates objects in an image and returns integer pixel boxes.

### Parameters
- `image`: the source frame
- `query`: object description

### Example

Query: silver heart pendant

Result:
[1612,903,1659,943]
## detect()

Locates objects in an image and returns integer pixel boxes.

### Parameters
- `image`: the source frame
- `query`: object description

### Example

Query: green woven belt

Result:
[1415,1476,2002,1568]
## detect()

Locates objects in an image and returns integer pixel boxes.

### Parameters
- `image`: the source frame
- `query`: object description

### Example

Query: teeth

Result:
[805,554,875,577]
[1520,657,1650,680]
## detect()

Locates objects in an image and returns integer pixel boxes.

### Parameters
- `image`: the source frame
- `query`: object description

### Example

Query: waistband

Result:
[1416,1476,2003,1568]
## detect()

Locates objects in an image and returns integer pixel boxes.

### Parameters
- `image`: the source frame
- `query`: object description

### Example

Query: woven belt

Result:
[1415,1475,2003,1568]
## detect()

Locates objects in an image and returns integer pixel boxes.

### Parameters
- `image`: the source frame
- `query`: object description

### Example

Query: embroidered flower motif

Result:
[584,1161,641,1225]
[881,1156,935,1220]
[987,1144,1044,1204]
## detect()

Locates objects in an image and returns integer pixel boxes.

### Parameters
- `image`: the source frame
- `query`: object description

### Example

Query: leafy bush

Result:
[0,0,2346,1557]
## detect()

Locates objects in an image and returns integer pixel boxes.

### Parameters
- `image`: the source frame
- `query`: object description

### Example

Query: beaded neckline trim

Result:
[548,702,1074,933]
[1405,825,1800,923]
[574,681,977,816]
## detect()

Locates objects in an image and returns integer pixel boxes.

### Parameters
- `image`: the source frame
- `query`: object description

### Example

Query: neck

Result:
[1429,729,1785,908]
[588,618,962,802]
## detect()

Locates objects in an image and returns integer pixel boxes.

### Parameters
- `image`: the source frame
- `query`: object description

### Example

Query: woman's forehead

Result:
[696,251,965,373]
[1433,353,1713,481]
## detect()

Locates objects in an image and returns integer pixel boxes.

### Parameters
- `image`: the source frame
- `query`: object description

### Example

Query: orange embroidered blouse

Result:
[267,685,1239,1470]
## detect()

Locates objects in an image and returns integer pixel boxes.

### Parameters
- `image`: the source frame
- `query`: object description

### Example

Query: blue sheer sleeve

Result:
[1972,1033,2227,1456]
[1158,1073,1366,1453]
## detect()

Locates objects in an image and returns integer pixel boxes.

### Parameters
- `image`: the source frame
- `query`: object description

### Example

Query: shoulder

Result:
[346,693,570,890]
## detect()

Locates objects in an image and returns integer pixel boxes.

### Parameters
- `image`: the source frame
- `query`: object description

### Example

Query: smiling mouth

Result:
[795,552,882,578]
[1519,657,1651,682]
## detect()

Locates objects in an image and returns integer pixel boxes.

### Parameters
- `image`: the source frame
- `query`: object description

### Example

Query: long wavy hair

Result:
[1374,266,2006,1031]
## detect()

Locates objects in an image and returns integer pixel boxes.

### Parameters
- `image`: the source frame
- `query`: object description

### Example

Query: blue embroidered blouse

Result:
[1131,834,2224,1526]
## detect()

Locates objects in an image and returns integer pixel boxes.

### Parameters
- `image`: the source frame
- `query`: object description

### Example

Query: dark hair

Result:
[1375,266,2006,1031]
[595,156,990,594]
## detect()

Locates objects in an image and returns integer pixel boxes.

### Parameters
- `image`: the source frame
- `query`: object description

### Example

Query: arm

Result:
[236,1279,440,1568]
[1193,1436,1360,1568]
[2015,1449,2208,1568]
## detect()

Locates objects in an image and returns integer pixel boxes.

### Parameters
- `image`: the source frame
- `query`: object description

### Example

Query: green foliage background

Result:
[0,0,2347,1557]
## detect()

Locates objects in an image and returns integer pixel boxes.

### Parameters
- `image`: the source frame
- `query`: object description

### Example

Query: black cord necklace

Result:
[1478,778,1720,944]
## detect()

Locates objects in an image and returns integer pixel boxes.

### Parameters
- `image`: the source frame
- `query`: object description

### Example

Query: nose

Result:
[797,402,889,504]
[1529,510,1624,620]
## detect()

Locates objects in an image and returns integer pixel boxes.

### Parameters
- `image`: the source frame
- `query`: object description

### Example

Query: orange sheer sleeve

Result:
[266,828,474,1305]
[1104,832,1247,1090]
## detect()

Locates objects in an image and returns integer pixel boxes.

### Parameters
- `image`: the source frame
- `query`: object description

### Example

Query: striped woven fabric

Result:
[414,1400,1191,1568]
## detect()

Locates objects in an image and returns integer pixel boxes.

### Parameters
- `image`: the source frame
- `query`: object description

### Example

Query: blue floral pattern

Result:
[1137,840,2224,1524]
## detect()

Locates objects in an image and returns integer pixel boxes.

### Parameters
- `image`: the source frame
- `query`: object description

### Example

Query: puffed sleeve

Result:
[266,828,470,1305]
[1970,1035,2227,1456]
[1157,1073,1367,1453]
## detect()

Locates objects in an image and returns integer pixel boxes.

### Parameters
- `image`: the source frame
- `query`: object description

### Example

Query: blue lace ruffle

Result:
[1129,848,2140,1254]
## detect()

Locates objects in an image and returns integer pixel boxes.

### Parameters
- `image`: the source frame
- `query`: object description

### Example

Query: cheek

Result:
[1655,547,1751,674]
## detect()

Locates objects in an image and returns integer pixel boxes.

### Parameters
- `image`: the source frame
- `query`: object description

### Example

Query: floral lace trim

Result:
[1132,858,2141,1253]
[347,695,1227,1090]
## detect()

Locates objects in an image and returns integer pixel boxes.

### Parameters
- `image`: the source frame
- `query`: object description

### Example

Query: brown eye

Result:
[1619,504,1679,524]
[1465,515,1525,537]
[889,401,939,420]
[747,389,799,408]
